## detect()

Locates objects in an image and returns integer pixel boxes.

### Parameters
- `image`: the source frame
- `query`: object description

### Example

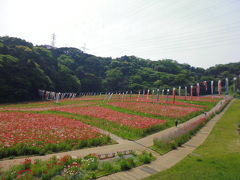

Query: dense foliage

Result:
[0,36,239,103]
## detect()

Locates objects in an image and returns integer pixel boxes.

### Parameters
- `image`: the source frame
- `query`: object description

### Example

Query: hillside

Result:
[0,36,239,103]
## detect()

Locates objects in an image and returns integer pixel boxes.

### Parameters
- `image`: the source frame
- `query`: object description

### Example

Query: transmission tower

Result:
[80,43,89,53]
[51,33,56,47]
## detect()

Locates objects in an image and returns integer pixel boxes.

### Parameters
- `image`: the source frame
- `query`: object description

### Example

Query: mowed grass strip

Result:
[143,99,240,180]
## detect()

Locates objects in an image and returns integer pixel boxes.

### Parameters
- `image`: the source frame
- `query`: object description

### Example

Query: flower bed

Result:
[175,95,222,102]
[1,101,97,111]
[55,106,166,129]
[150,100,207,108]
[2,102,97,111]
[0,151,155,180]
[128,97,208,107]
[108,102,202,118]
[0,112,110,158]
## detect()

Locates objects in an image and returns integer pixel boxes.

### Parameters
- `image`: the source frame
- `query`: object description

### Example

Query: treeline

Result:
[0,36,239,103]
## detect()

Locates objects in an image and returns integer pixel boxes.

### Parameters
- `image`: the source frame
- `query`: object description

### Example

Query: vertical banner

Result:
[147,89,150,100]
[218,80,222,95]
[55,92,60,103]
[185,86,187,100]
[211,81,214,95]
[225,78,229,95]
[152,89,155,103]
[178,86,181,96]
[137,90,141,101]
[157,89,160,102]
[173,88,176,104]
[166,89,170,103]
[233,77,237,92]
[197,83,200,96]
[204,81,208,93]
[121,92,124,102]
[190,85,193,98]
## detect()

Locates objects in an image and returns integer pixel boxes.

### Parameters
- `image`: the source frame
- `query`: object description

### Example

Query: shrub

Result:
[138,151,154,164]
[100,161,114,173]
[119,159,132,170]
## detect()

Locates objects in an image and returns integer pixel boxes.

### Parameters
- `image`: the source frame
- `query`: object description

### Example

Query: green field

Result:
[143,99,240,180]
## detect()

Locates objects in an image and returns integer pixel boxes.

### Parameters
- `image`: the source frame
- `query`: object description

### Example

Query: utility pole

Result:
[81,43,89,53]
[51,33,56,47]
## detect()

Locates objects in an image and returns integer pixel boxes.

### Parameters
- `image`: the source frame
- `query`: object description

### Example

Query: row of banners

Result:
[39,77,239,103]
[38,90,77,103]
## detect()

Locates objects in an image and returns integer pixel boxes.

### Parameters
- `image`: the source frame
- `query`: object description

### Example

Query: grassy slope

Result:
[144,99,240,180]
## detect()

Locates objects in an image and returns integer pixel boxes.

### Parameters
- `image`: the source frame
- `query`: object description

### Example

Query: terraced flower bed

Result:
[55,106,166,129]
[0,112,111,159]
[108,102,202,118]
[0,101,97,111]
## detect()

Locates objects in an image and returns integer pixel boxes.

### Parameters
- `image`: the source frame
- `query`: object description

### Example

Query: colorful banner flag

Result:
[173,88,176,104]
[225,78,229,95]
[197,83,200,96]
[137,90,140,101]
[218,80,222,95]
[190,85,193,98]
[211,81,214,95]
[147,89,150,100]
[185,86,187,99]
[166,89,170,103]
[157,89,160,102]
[152,89,155,102]
[203,81,208,92]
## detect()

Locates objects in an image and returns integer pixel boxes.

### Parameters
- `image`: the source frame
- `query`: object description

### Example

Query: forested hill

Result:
[0,36,239,103]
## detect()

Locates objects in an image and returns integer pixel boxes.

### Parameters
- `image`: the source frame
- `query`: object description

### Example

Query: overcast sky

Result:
[1,0,240,68]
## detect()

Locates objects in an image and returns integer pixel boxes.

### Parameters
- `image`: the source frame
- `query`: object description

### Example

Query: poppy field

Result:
[0,112,111,159]
[0,94,221,158]
[54,106,166,129]
[108,102,202,118]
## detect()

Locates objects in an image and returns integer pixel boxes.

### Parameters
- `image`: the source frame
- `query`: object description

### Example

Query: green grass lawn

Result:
[143,99,240,180]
